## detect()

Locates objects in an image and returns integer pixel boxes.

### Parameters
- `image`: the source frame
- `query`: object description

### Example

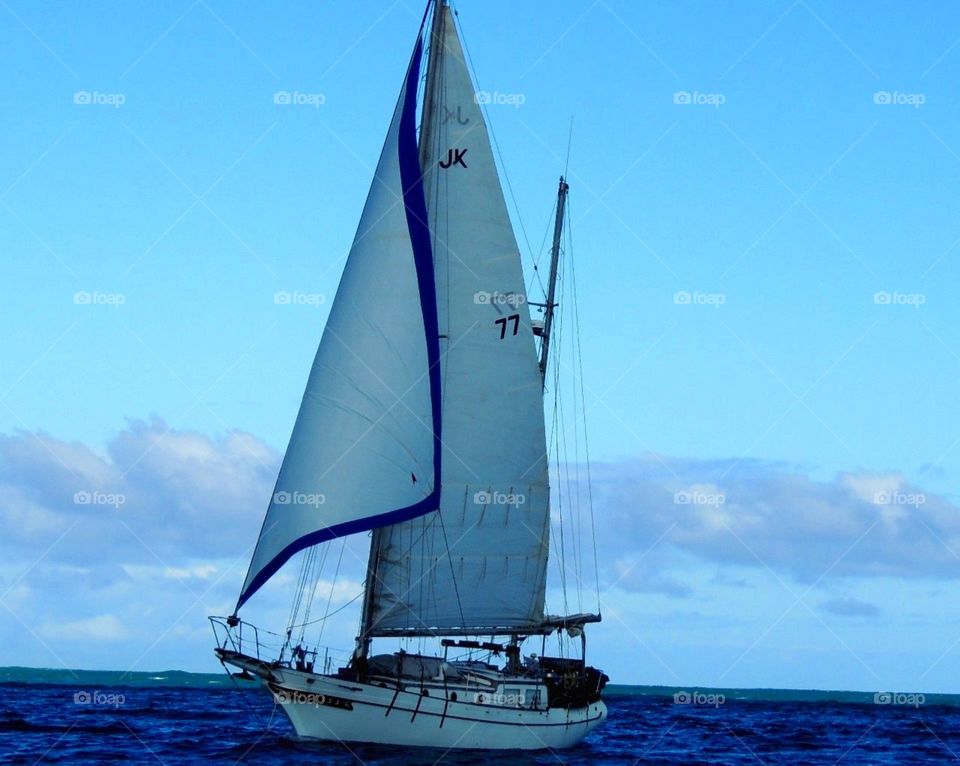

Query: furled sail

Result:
[236,34,440,610]
[366,6,552,635]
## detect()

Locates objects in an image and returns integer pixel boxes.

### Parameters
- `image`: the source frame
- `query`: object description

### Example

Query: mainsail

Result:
[366,7,551,635]
[236,34,440,610]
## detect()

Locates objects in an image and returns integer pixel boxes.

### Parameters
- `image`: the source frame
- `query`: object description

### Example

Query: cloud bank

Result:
[1,421,959,673]
[2,423,959,601]
[0,416,278,569]
[586,455,960,587]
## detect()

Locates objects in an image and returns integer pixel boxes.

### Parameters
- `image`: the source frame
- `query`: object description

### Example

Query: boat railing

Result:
[210,615,352,674]
[209,615,285,662]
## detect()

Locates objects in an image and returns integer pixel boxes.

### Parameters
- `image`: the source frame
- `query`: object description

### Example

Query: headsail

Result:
[366,6,552,635]
[236,33,440,610]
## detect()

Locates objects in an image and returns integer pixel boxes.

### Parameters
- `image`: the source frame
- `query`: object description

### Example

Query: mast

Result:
[539,176,569,383]
[419,0,446,168]
[354,530,380,665]
[355,0,445,666]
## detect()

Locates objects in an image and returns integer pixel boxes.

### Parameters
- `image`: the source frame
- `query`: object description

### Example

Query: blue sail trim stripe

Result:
[236,496,438,610]
[398,34,443,502]
[235,34,440,612]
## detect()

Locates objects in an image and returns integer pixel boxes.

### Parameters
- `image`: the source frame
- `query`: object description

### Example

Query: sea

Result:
[1,667,958,764]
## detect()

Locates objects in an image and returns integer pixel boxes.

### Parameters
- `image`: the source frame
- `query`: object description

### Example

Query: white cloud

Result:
[6,425,960,604]
[575,455,960,588]
[0,420,373,671]
[0,417,280,566]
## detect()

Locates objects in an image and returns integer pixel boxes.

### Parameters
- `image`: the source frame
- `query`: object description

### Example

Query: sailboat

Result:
[212,0,607,750]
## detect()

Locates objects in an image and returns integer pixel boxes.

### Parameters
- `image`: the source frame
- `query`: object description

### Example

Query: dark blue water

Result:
[2,683,959,764]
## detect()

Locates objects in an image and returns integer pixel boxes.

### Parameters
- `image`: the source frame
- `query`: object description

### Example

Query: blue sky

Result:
[3,0,960,694]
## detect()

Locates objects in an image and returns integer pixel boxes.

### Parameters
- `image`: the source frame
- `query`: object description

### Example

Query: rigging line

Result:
[573,235,586,612]
[308,544,328,624]
[290,589,363,630]
[453,7,537,278]
[531,127,572,302]
[551,320,570,620]
[562,267,584,615]
[547,371,561,581]
[299,541,330,642]
[567,194,602,613]
[529,201,555,322]
[540,200,567,613]
[554,257,582,613]
[551,210,585,617]
[561,220,584,612]
[219,655,264,716]
[437,489,467,631]
[314,537,345,644]
[286,546,313,638]
[545,293,567,618]
[292,550,310,623]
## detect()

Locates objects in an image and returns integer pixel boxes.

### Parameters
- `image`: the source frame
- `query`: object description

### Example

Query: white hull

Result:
[219,650,606,750]
[269,668,606,750]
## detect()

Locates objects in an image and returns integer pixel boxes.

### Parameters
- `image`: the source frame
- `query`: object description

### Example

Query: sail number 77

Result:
[495,314,521,339]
